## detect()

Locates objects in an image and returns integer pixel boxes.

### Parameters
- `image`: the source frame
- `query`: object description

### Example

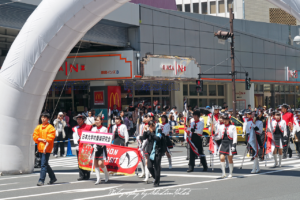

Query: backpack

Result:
[156,125,167,155]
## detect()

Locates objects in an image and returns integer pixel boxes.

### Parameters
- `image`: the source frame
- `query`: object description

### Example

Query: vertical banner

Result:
[94,91,104,105]
[107,86,121,110]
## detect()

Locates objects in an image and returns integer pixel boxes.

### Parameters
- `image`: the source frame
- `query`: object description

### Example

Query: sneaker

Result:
[54,155,58,158]
[37,181,44,186]
[47,178,57,185]
[61,155,66,157]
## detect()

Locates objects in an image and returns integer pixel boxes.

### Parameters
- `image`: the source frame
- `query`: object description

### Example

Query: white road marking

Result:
[0,183,18,186]
[74,164,300,200]
[0,175,38,181]
[161,174,220,178]
[1,186,121,200]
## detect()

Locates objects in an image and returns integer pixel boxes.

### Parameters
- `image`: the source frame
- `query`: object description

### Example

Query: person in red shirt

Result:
[72,114,93,181]
[281,104,294,158]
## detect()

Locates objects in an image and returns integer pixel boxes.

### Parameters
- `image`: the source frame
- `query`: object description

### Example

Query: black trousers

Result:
[53,132,65,156]
[258,132,266,158]
[76,150,90,179]
[147,153,162,185]
[283,126,292,157]
[188,135,207,168]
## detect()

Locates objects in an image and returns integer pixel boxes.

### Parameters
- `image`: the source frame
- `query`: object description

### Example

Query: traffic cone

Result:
[66,138,75,157]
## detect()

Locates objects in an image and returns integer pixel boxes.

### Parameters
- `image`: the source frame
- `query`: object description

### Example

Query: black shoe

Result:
[153,183,159,187]
[250,158,254,161]
[187,166,194,173]
[37,181,44,186]
[47,178,57,185]
[202,167,208,172]
[289,153,292,158]
[283,155,287,159]
[186,157,189,160]
[77,177,84,181]
[84,177,90,180]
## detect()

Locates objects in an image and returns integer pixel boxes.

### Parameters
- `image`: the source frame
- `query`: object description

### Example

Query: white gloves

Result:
[231,147,235,152]
[93,144,97,149]
[75,145,79,151]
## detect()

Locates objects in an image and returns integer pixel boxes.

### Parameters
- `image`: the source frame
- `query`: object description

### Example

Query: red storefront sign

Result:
[94,91,104,105]
[107,86,121,110]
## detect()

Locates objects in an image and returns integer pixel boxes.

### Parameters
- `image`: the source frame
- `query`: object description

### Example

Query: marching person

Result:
[292,109,300,158]
[187,110,208,172]
[244,110,261,173]
[137,114,150,180]
[214,114,237,178]
[281,104,294,158]
[161,115,173,169]
[271,111,288,167]
[53,112,66,158]
[143,120,163,187]
[91,115,109,185]
[256,109,266,161]
[72,114,93,181]
[33,112,57,186]
[111,116,129,146]
[207,105,220,133]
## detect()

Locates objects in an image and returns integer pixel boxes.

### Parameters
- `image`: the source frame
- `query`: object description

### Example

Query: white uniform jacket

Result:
[187,120,204,137]
[254,120,264,135]
[292,116,300,137]
[207,113,219,132]
[245,119,256,134]
[111,124,129,144]
[242,116,249,133]
[214,124,237,144]
[161,123,170,136]
[91,126,108,133]
[270,120,287,137]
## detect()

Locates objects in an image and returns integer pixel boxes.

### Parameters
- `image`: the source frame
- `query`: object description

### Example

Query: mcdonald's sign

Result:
[94,91,104,105]
[107,86,121,110]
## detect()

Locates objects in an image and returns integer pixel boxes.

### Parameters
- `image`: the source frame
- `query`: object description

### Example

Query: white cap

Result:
[58,112,63,116]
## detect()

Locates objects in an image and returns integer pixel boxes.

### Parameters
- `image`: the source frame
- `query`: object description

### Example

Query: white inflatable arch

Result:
[0,0,129,175]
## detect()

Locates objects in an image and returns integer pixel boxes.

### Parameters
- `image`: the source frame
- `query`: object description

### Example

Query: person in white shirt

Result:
[91,115,109,185]
[111,116,129,146]
[85,111,95,126]
[82,107,88,118]
[53,112,66,157]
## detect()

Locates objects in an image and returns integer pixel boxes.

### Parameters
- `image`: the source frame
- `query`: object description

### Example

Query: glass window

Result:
[297,95,300,108]
[274,85,279,92]
[202,2,207,14]
[254,84,258,91]
[210,1,216,14]
[209,99,217,107]
[209,85,217,96]
[153,90,160,95]
[43,99,53,113]
[290,86,295,92]
[227,0,234,11]
[259,85,263,92]
[231,117,242,127]
[135,89,150,96]
[218,85,224,96]
[189,85,198,96]
[199,84,207,96]
[183,84,188,96]
[280,85,284,92]
[193,3,199,13]
[177,4,182,11]
[153,97,160,113]
[264,84,271,91]
[296,86,300,93]
[218,99,224,106]
[162,97,170,109]
[47,86,52,97]
[162,84,170,95]
[285,85,289,92]
[189,99,198,108]
[286,94,294,108]
[55,85,72,97]
[219,0,225,13]
[199,99,207,107]
[185,4,190,12]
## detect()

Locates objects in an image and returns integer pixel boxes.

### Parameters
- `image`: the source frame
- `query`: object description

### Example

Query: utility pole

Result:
[229,8,237,117]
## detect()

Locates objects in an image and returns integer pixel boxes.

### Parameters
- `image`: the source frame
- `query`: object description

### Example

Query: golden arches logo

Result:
[95,93,103,100]
[110,93,120,107]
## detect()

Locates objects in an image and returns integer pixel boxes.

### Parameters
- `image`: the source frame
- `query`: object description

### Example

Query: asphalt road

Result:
[1,142,300,200]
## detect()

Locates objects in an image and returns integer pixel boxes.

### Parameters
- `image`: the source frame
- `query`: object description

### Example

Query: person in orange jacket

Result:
[33,112,57,186]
